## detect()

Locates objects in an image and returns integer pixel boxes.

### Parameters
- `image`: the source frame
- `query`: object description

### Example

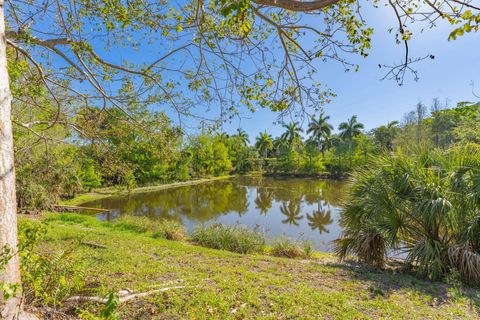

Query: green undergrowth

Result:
[270,237,313,259]
[21,213,480,319]
[191,224,265,254]
[114,216,185,241]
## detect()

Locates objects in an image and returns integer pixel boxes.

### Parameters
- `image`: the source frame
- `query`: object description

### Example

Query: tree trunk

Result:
[348,140,353,168]
[0,1,22,318]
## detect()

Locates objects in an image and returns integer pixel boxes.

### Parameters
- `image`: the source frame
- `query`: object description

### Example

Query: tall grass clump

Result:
[270,238,313,259]
[335,144,480,283]
[113,215,185,240]
[191,224,265,254]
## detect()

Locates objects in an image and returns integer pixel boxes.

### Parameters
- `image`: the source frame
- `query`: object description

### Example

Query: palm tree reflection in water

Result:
[280,200,303,226]
[307,200,333,234]
[88,176,346,250]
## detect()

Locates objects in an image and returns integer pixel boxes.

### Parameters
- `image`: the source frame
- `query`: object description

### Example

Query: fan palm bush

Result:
[335,144,480,283]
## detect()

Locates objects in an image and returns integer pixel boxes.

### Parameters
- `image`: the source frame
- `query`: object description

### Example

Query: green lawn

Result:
[26,213,480,319]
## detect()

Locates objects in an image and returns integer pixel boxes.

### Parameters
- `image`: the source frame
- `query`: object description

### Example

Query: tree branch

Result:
[254,0,340,12]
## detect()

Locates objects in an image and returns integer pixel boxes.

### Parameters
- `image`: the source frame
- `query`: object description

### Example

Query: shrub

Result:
[18,220,85,306]
[152,219,185,241]
[335,145,480,283]
[113,215,185,240]
[16,181,54,210]
[80,162,103,191]
[270,238,313,259]
[192,224,265,254]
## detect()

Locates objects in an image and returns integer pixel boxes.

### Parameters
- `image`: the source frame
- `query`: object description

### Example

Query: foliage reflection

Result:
[87,177,346,235]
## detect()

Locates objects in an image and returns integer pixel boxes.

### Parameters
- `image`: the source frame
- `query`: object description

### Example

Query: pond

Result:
[82,176,348,252]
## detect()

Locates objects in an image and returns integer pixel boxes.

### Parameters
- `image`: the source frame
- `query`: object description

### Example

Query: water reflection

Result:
[307,200,333,234]
[83,176,347,251]
[280,200,303,226]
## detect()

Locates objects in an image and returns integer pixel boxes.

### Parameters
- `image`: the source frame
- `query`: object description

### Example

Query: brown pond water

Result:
[82,176,348,252]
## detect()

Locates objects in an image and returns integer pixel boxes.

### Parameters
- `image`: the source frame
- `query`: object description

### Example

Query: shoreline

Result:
[258,172,349,180]
[60,175,235,206]
[60,172,348,207]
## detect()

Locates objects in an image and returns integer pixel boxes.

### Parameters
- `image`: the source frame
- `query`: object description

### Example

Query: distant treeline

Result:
[13,94,479,209]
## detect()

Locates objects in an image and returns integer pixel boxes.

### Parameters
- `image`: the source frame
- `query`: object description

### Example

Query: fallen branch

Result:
[68,280,187,304]
[68,286,186,304]
[80,241,107,249]
[53,204,108,212]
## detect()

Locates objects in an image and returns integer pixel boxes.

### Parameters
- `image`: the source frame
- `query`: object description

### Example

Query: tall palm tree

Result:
[338,115,364,165]
[307,112,333,156]
[387,120,399,129]
[216,132,229,143]
[384,121,399,151]
[320,132,333,155]
[280,122,303,147]
[235,128,250,146]
[273,137,287,156]
[255,131,273,158]
[338,115,364,141]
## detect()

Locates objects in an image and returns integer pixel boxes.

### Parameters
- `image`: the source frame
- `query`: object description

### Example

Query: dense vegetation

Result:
[7,65,480,318]
[14,91,480,212]
[335,101,480,284]
[8,41,480,307]
[2,0,480,318]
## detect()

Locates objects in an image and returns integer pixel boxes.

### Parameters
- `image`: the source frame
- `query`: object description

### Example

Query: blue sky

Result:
[219,6,480,140]
[27,1,477,140]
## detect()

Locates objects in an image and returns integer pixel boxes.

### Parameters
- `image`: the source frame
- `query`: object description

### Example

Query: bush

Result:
[152,219,185,241]
[113,215,185,240]
[18,220,85,306]
[335,145,480,283]
[270,238,313,259]
[192,224,265,254]
[80,162,102,191]
[16,181,53,210]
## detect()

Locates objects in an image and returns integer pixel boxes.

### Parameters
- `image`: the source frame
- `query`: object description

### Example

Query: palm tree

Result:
[320,132,333,155]
[387,120,399,128]
[373,121,399,151]
[307,112,333,156]
[338,115,364,141]
[280,200,303,226]
[235,128,250,146]
[216,132,229,143]
[338,115,364,166]
[255,131,273,158]
[273,137,287,156]
[335,146,480,280]
[280,122,303,147]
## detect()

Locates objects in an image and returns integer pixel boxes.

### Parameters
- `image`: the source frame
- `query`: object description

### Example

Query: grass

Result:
[24,213,480,319]
[113,215,185,240]
[44,213,185,241]
[191,224,265,254]
[270,238,313,259]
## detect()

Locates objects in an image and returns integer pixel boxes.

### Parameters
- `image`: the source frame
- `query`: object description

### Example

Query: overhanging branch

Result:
[254,0,340,11]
